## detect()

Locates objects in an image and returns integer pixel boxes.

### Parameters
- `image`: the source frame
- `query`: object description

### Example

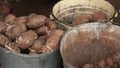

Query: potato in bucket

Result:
[0,14,65,68]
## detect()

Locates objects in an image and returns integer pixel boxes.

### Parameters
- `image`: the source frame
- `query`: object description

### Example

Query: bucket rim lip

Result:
[52,0,116,21]
[0,46,59,58]
[59,22,120,52]
[59,22,120,66]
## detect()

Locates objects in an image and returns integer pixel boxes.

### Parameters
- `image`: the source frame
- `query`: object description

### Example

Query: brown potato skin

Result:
[48,29,64,37]
[28,13,37,19]
[42,45,51,53]
[26,15,47,28]
[38,35,49,45]
[72,15,89,26]
[0,22,7,33]
[42,29,64,53]
[97,59,106,67]
[36,26,49,35]
[106,57,114,67]
[0,34,9,47]
[45,35,61,50]
[112,64,119,68]
[5,42,21,53]
[16,30,38,49]
[5,22,27,40]
[82,64,94,68]
[118,61,120,67]
[29,49,37,54]
[92,11,106,22]
[4,14,16,23]
[16,17,26,23]
[30,39,43,52]
[46,19,57,29]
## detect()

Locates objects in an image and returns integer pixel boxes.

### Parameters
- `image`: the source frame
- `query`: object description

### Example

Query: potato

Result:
[30,39,43,52]
[104,67,111,68]
[36,26,49,35]
[5,22,27,40]
[0,34,9,47]
[92,11,106,22]
[26,15,47,28]
[97,59,106,67]
[94,67,99,68]
[48,29,64,37]
[39,35,49,44]
[42,45,51,53]
[4,14,16,23]
[72,15,89,26]
[5,42,20,53]
[29,48,37,54]
[16,17,26,23]
[112,64,119,68]
[71,67,78,68]
[112,52,120,62]
[45,35,61,50]
[16,30,38,49]
[0,22,7,33]
[46,19,57,29]
[106,57,114,67]
[28,13,37,19]
[82,64,94,68]
[117,61,120,67]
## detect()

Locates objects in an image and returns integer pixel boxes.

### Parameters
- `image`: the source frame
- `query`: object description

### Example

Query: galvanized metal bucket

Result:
[0,46,61,68]
[52,0,115,26]
[63,60,75,68]
[60,22,120,68]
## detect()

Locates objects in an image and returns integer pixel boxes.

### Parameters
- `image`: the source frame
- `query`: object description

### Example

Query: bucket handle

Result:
[49,15,72,30]
[110,9,119,22]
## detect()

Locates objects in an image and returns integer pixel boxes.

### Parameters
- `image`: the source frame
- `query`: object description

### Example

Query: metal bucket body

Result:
[63,60,75,68]
[52,0,115,24]
[60,22,120,67]
[0,47,61,68]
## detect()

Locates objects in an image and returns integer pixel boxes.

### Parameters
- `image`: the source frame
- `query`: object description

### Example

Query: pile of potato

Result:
[82,52,120,68]
[0,14,64,54]
[72,11,107,26]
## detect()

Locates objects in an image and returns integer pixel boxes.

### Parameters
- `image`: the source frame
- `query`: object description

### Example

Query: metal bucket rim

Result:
[52,0,116,23]
[0,46,59,58]
[60,22,120,54]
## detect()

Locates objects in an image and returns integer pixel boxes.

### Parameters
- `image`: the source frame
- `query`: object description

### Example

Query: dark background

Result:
[10,0,120,26]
